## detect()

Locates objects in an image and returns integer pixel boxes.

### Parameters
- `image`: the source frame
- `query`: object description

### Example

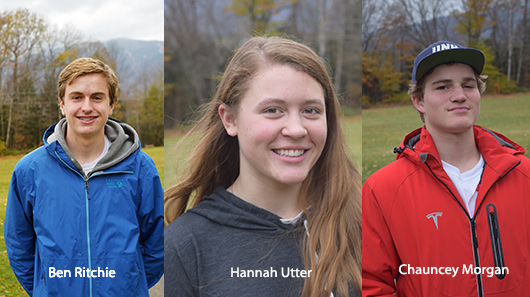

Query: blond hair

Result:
[58,57,119,105]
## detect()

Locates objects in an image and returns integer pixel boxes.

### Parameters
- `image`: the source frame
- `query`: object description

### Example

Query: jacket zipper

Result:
[425,160,520,297]
[55,152,94,297]
[84,175,93,297]
[82,171,132,297]
[470,219,483,297]
[54,150,133,297]
[427,163,484,297]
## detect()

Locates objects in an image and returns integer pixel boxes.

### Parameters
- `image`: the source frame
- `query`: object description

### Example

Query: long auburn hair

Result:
[165,36,361,296]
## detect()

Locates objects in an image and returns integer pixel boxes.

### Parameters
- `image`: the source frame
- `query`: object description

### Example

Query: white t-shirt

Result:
[81,135,112,175]
[441,154,484,217]
[280,211,304,225]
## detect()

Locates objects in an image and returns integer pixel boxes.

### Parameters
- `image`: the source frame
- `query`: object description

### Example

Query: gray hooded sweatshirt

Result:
[165,186,311,296]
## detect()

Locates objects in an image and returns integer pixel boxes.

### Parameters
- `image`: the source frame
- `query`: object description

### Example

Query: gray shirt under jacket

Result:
[164,186,308,297]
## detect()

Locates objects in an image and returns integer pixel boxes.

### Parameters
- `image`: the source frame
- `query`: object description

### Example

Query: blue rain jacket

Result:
[4,119,164,296]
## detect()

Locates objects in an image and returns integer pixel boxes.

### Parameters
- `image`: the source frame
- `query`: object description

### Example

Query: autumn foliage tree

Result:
[455,0,493,48]
[225,0,296,33]
[0,8,46,149]
[362,50,406,107]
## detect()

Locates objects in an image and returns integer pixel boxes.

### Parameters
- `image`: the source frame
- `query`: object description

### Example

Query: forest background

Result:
[164,0,362,128]
[0,8,164,155]
[363,0,530,106]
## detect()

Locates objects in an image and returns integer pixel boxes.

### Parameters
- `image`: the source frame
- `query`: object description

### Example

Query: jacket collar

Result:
[395,126,524,166]
[395,125,523,193]
[393,126,523,218]
[43,118,140,175]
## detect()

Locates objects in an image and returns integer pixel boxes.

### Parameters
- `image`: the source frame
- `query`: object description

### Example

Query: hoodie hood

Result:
[44,118,140,175]
[188,186,303,235]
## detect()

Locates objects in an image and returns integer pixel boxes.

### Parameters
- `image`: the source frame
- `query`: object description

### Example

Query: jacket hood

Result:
[393,125,525,175]
[188,187,303,235]
[43,118,140,175]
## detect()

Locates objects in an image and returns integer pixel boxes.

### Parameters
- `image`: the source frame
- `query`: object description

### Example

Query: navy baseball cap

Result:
[412,41,485,82]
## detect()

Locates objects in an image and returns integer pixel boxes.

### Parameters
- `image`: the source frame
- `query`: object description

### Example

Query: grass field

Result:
[0,146,163,296]
[362,94,530,183]
[0,155,26,296]
[164,116,362,191]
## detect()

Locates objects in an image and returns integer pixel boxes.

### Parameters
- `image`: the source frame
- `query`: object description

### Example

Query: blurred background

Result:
[164,0,362,127]
[164,0,363,188]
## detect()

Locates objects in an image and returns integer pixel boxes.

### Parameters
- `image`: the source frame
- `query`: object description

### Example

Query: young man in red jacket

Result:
[363,41,530,296]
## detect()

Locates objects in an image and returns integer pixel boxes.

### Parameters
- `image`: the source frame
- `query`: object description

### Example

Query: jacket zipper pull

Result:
[85,179,91,200]
[471,220,479,248]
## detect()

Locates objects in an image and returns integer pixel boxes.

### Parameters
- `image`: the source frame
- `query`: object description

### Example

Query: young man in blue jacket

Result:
[4,58,164,296]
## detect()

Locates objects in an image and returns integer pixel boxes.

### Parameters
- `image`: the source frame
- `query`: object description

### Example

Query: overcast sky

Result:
[0,0,164,41]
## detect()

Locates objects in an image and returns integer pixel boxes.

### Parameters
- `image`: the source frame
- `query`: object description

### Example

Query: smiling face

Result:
[412,63,481,136]
[60,73,114,142]
[220,64,327,188]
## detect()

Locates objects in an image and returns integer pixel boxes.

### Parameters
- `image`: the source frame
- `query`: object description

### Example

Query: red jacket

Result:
[363,126,530,297]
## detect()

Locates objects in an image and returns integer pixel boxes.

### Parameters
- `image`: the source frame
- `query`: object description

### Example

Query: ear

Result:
[59,98,66,116]
[411,95,425,114]
[109,103,115,116]
[218,104,238,136]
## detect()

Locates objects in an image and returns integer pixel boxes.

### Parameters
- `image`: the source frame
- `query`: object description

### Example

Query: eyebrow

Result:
[256,98,325,108]
[431,77,476,85]
[68,91,107,96]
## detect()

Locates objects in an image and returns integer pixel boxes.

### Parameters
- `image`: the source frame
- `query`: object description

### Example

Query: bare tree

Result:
[164,0,248,127]
[0,9,47,148]
[58,23,83,52]
[362,0,392,52]
[395,0,453,47]
[517,0,528,85]
[0,14,10,144]
[506,0,517,81]
[106,40,134,89]
[317,0,333,57]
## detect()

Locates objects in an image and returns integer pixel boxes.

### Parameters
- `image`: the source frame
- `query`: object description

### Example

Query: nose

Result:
[451,85,467,102]
[81,97,93,112]
[281,115,308,139]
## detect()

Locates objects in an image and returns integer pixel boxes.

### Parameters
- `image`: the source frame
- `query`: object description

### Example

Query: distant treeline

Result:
[363,0,530,107]
[164,0,362,128]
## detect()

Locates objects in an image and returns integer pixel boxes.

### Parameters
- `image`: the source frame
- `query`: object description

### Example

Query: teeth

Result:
[274,149,305,157]
[79,117,95,121]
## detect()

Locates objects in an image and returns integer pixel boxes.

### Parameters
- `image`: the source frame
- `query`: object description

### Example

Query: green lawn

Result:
[0,146,163,296]
[343,116,362,169]
[164,131,198,191]
[143,146,164,188]
[164,116,362,191]
[362,94,530,183]
[0,155,26,296]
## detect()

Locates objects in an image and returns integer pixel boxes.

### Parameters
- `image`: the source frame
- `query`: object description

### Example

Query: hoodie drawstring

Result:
[303,219,335,297]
